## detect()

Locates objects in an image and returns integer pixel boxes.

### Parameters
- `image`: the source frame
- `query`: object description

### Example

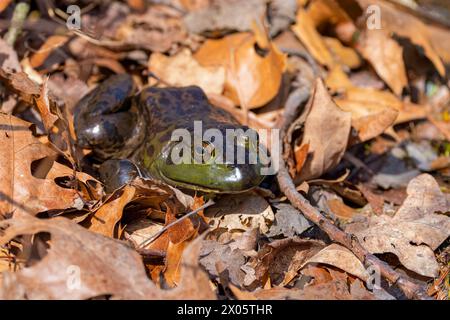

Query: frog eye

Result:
[192,141,216,164]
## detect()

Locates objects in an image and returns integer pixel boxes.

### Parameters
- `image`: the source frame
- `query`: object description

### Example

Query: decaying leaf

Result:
[334,87,399,143]
[29,35,69,69]
[346,174,450,277]
[205,193,274,234]
[200,229,258,287]
[266,203,312,238]
[297,79,352,180]
[292,7,334,67]
[0,114,91,216]
[302,244,370,282]
[116,5,188,52]
[87,179,189,242]
[87,185,136,237]
[0,215,215,299]
[149,49,225,95]
[0,38,21,72]
[194,24,286,108]
[356,0,446,77]
[242,237,325,287]
[324,37,361,69]
[356,29,408,96]
[183,0,267,34]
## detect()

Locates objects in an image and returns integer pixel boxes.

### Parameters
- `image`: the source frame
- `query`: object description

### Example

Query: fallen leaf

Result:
[324,36,361,69]
[326,198,358,220]
[297,79,352,180]
[0,0,12,13]
[306,0,352,28]
[116,5,188,52]
[346,174,450,277]
[29,35,68,69]
[34,77,59,133]
[243,238,324,287]
[205,192,274,234]
[266,203,312,238]
[183,0,267,34]
[334,87,400,142]
[0,114,89,216]
[0,215,215,299]
[88,185,136,237]
[268,0,298,36]
[200,235,250,287]
[149,49,225,95]
[355,0,446,77]
[356,29,407,96]
[292,7,334,67]
[294,142,309,174]
[194,24,286,108]
[302,244,370,282]
[251,280,354,299]
[0,38,21,72]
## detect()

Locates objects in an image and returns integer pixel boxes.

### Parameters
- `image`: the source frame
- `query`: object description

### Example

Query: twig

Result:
[4,2,30,47]
[138,199,215,248]
[276,82,432,300]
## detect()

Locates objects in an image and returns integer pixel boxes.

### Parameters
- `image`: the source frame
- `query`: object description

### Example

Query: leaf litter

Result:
[0,0,449,300]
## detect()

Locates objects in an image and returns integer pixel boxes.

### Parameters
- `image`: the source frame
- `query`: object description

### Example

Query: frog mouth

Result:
[155,164,263,194]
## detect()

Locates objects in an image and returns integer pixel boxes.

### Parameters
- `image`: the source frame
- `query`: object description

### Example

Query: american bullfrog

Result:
[74,74,266,193]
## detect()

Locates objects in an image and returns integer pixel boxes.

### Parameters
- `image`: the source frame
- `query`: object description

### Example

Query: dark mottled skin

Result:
[74,74,265,193]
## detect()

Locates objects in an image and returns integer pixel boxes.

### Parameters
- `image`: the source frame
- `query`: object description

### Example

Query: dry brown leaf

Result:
[149,49,225,95]
[324,36,361,69]
[306,0,352,28]
[292,7,334,68]
[35,77,59,133]
[357,29,407,96]
[0,69,42,106]
[29,35,68,69]
[429,117,450,141]
[325,65,354,91]
[0,0,12,13]
[427,23,450,64]
[334,87,400,142]
[116,5,187,52]
[164,240,188,287]
[205,193,274,234]
[294,143,309,175]
[346,174,450,277]
[243,238,325,287]
[183,0,267,34]
[0,38,21,72]
[302,244,370,282]
[326,198,357,220]
[0,114,88,216]
[194,25,286,109]
[251,280,353,299]
[0,215,215,299]
[356,0,445,77]
[297,79,352,181]
[335,99,398,143]
[127,0,147,11]
[88,185,136,237]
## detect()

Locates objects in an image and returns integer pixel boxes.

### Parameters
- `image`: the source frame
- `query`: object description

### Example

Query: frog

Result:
[74,74,267,193]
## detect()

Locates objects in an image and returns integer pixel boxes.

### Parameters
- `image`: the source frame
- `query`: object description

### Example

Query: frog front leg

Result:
[74,74,146,160]
[98,159,146,193]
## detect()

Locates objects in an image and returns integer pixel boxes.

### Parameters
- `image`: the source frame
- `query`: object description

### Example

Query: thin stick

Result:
[138,199,215,248]
[4,2,30,46]
[276,82,432,300]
